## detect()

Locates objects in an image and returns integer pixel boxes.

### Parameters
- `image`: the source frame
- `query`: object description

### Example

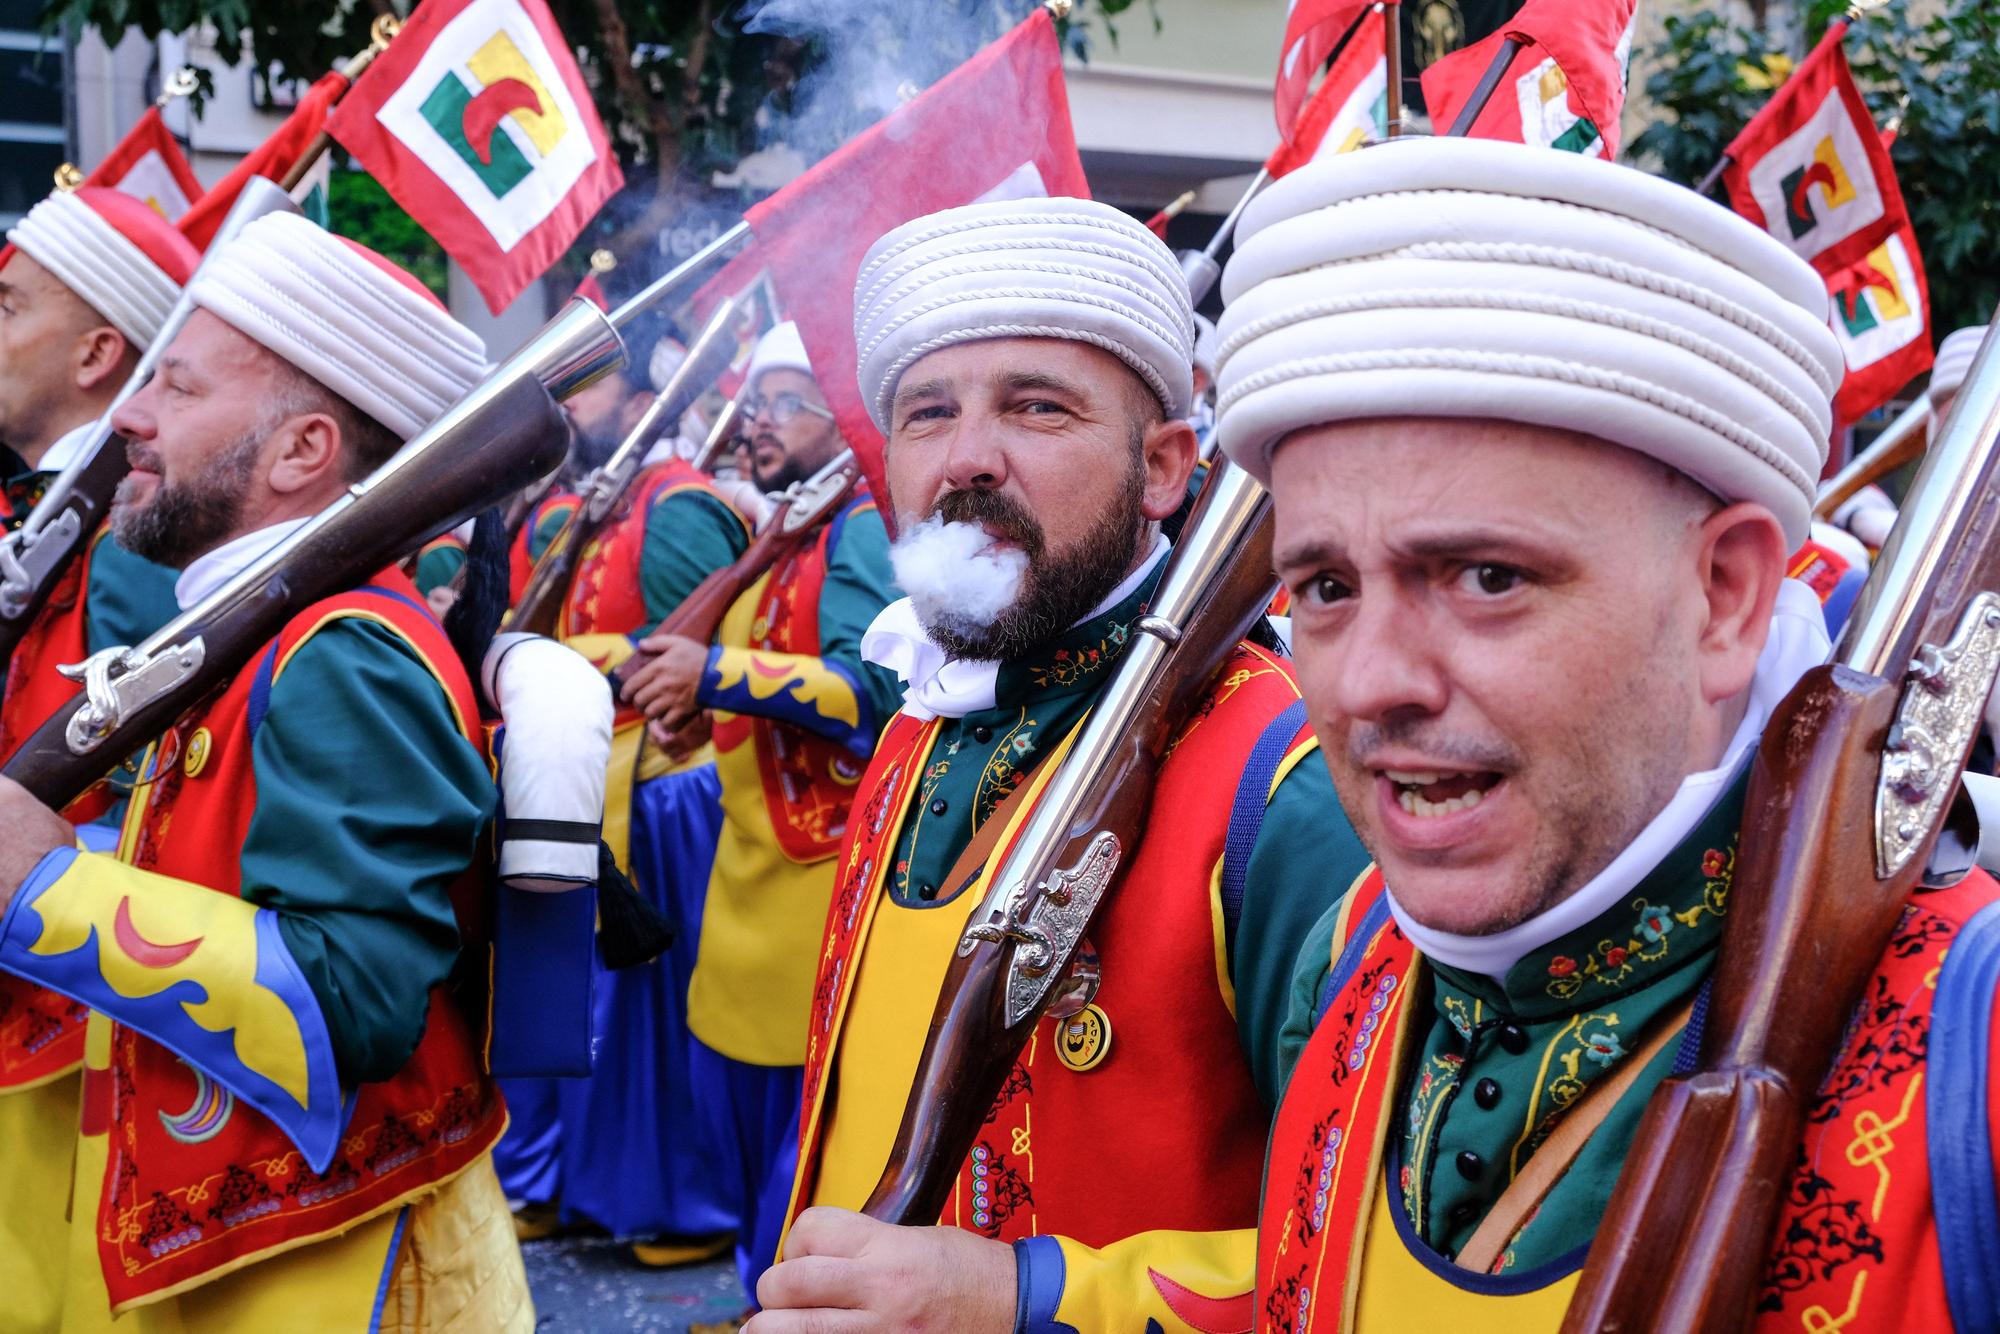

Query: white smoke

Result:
[889,516,1029,635]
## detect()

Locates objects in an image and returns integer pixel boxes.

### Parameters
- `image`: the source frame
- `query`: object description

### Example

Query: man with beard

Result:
[0,211,531,1328]
[491,321,750,1267]
[622,320,901,1312]
[0,185,198,1331]
[1219,138,1998,1328]
[745,197,1350,1332]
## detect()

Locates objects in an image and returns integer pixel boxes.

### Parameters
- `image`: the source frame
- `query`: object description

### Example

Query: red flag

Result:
[743,9,1089,515]
[327,0,624,314]
[1721,21,1905,275]
[572,270,608,310]
[1825,219,1932,427]
[88,108,203,221]
[1275,1,1373,146]
[1421,0,1637,159]
[178,72,348,250]
[1267,6,1388,177]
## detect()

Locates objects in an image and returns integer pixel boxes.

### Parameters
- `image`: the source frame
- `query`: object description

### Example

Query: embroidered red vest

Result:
[562,460,737,727]
[0,530,118,1091]
[1255,866,1993,1332]
[506,490,578,604]
[794,643,1302,1247]
[88,572,504,1310]
[711,496,875,863]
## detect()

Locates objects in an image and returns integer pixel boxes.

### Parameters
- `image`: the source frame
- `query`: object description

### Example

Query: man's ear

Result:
[1694,502,1790,707]
[1139,416,1199,522]
[265,413,346,496]
[73,326,133,395]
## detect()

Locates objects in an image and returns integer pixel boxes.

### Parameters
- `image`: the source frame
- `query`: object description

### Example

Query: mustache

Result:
[1345,720,1520,774]
[124,439,163,474]
[929,488,1045,559]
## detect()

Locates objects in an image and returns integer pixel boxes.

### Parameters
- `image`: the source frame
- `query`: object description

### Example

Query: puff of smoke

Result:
[890,515,1030,636]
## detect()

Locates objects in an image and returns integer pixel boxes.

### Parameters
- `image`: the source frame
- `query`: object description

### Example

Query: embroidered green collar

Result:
[1428,770,1750,1024]
[990,557,1167,708]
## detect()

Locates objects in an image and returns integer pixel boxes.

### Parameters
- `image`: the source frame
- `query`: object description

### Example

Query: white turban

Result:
[1929,325,1988,408]
[6,187,199,349]
[1217,137,1844,546]
[748,320,815,388]
[854,197,1195,431]
[190,213,488,442]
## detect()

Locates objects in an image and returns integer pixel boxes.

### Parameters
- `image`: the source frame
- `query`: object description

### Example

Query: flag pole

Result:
[608,223,752,332]
[277,14,402,192]
[1382,2,1403,138]
[1445,36,1524,136]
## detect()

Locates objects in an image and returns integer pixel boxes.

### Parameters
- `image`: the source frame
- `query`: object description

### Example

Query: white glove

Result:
[481,632,614,890]
[1829,485,1898,550]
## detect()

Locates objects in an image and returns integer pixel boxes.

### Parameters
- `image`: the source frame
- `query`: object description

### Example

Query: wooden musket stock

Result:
[1813,397,1928,523]
[4,366,590,809]
[861,463,1279,1225]
[1565,318,2000,1330]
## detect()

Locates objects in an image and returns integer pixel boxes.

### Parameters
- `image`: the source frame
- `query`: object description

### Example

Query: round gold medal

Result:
[1054,1003,1112,1073]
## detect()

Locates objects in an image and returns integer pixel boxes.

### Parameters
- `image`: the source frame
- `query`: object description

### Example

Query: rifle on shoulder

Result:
[861,458,1279,1225]
[2,298,622,810]
[609,447,859,696]
[508,293,752,637]
[1564,314,2000,1330]
[0,178,302,671]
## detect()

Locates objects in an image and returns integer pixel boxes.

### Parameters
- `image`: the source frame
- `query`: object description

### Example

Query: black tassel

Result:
[443,507,510,684]
[594,841,675,970]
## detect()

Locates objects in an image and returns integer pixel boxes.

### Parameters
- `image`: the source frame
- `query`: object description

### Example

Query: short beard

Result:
[909,445,1149,662]
[111,425,265,569]
[753,434,816,492]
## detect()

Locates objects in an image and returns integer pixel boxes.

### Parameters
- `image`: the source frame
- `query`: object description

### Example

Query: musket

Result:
[1,298,623,810]
[1812,396,1928,522]
[861,459,1279,1224]
[609,447,859,698]
[0,177,302,669]
[1563,312,2000,1329]
[691,381,753,474]
[508,293,752,637]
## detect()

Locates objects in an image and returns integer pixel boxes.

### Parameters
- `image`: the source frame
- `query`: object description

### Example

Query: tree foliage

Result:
[1630,0,2000,338]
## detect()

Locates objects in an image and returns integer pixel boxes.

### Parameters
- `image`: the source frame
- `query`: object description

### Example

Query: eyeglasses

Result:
[743,391,834,426]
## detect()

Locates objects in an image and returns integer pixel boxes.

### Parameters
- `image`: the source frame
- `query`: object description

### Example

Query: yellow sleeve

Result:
[1016,1227,1256,1333]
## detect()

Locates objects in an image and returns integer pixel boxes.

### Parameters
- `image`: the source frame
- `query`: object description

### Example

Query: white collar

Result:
[1388,578,1833,981]
[863,532,1171,722]
[174,518,312,611]
[36,422,97,475]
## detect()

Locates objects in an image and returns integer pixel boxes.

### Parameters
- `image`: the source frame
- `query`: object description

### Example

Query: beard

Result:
[752,433,817,492]
[111,427,265,570]
[895,448,1149,662]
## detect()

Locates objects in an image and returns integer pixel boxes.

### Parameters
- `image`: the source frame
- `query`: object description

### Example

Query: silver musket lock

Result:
[1876,591,2000,876]
[0,510,84,619]
[58,638,206,754]
[958,831,1123,1026]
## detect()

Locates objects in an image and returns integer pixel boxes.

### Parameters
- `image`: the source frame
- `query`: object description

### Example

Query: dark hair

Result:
[270,365,403,480]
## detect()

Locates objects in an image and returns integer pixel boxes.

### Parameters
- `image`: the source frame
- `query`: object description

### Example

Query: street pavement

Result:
[525,1233,745,1331]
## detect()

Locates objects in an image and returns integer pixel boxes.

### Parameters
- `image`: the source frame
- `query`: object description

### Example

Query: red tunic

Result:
[85,573,504,1311]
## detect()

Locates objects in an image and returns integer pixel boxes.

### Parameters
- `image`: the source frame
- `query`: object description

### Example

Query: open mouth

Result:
[1382,768,1504,819]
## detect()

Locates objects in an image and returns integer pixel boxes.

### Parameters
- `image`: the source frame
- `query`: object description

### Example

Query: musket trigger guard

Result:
[960,830,1123,1027]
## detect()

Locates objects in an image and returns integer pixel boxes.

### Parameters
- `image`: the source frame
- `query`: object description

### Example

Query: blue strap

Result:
[1929,898,2000,1334]
[1315,894,1394,1026]
[1219,699,1310,945]
[245,640,282,741]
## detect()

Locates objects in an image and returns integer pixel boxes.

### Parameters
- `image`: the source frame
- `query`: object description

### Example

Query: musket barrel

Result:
[1836,316,2000,677]
[611,222,751,332]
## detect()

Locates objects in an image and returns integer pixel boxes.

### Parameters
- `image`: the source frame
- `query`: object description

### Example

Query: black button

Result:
[1448,1200,1481,1229]
[1474,1078,1501,1110]
[917,883,938,901]
[930,798,949,816]
[1497,1023,1530,1055]
[1455,1151,1484,1181]
[972,725,993,743]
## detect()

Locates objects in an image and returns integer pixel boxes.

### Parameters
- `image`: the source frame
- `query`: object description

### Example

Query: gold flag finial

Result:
[1044,0,1073,17]
[589,248,617,274]
[53,163,84,192]
[155,66,199,108]
[370,13,402,50]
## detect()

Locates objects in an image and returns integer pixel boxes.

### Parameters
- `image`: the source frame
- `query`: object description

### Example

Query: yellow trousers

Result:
[0,1074,79,1334]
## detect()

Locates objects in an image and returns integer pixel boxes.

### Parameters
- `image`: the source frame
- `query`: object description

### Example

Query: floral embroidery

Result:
[1549,955,1578,979]
[1637,903,1674,942]
[1580,1027,1625,1066]
[1676,841,1735,928]
[1028,622,1130,690]
[1545,1010,1625,1116]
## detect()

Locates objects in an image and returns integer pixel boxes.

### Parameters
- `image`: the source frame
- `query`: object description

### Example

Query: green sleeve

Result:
[817,505,906,741]
[1231,751,1371,1109]
[638,489,749,636]
[527,505,569,563]
[412,544,467,596]
[83,535,180,654]
[243,618,496,1084]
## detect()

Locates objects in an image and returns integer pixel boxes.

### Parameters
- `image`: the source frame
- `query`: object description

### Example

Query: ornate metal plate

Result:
[1877,592,2000,877]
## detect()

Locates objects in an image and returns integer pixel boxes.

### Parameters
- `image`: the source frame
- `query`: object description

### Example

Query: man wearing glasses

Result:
[623,321,902,1318]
